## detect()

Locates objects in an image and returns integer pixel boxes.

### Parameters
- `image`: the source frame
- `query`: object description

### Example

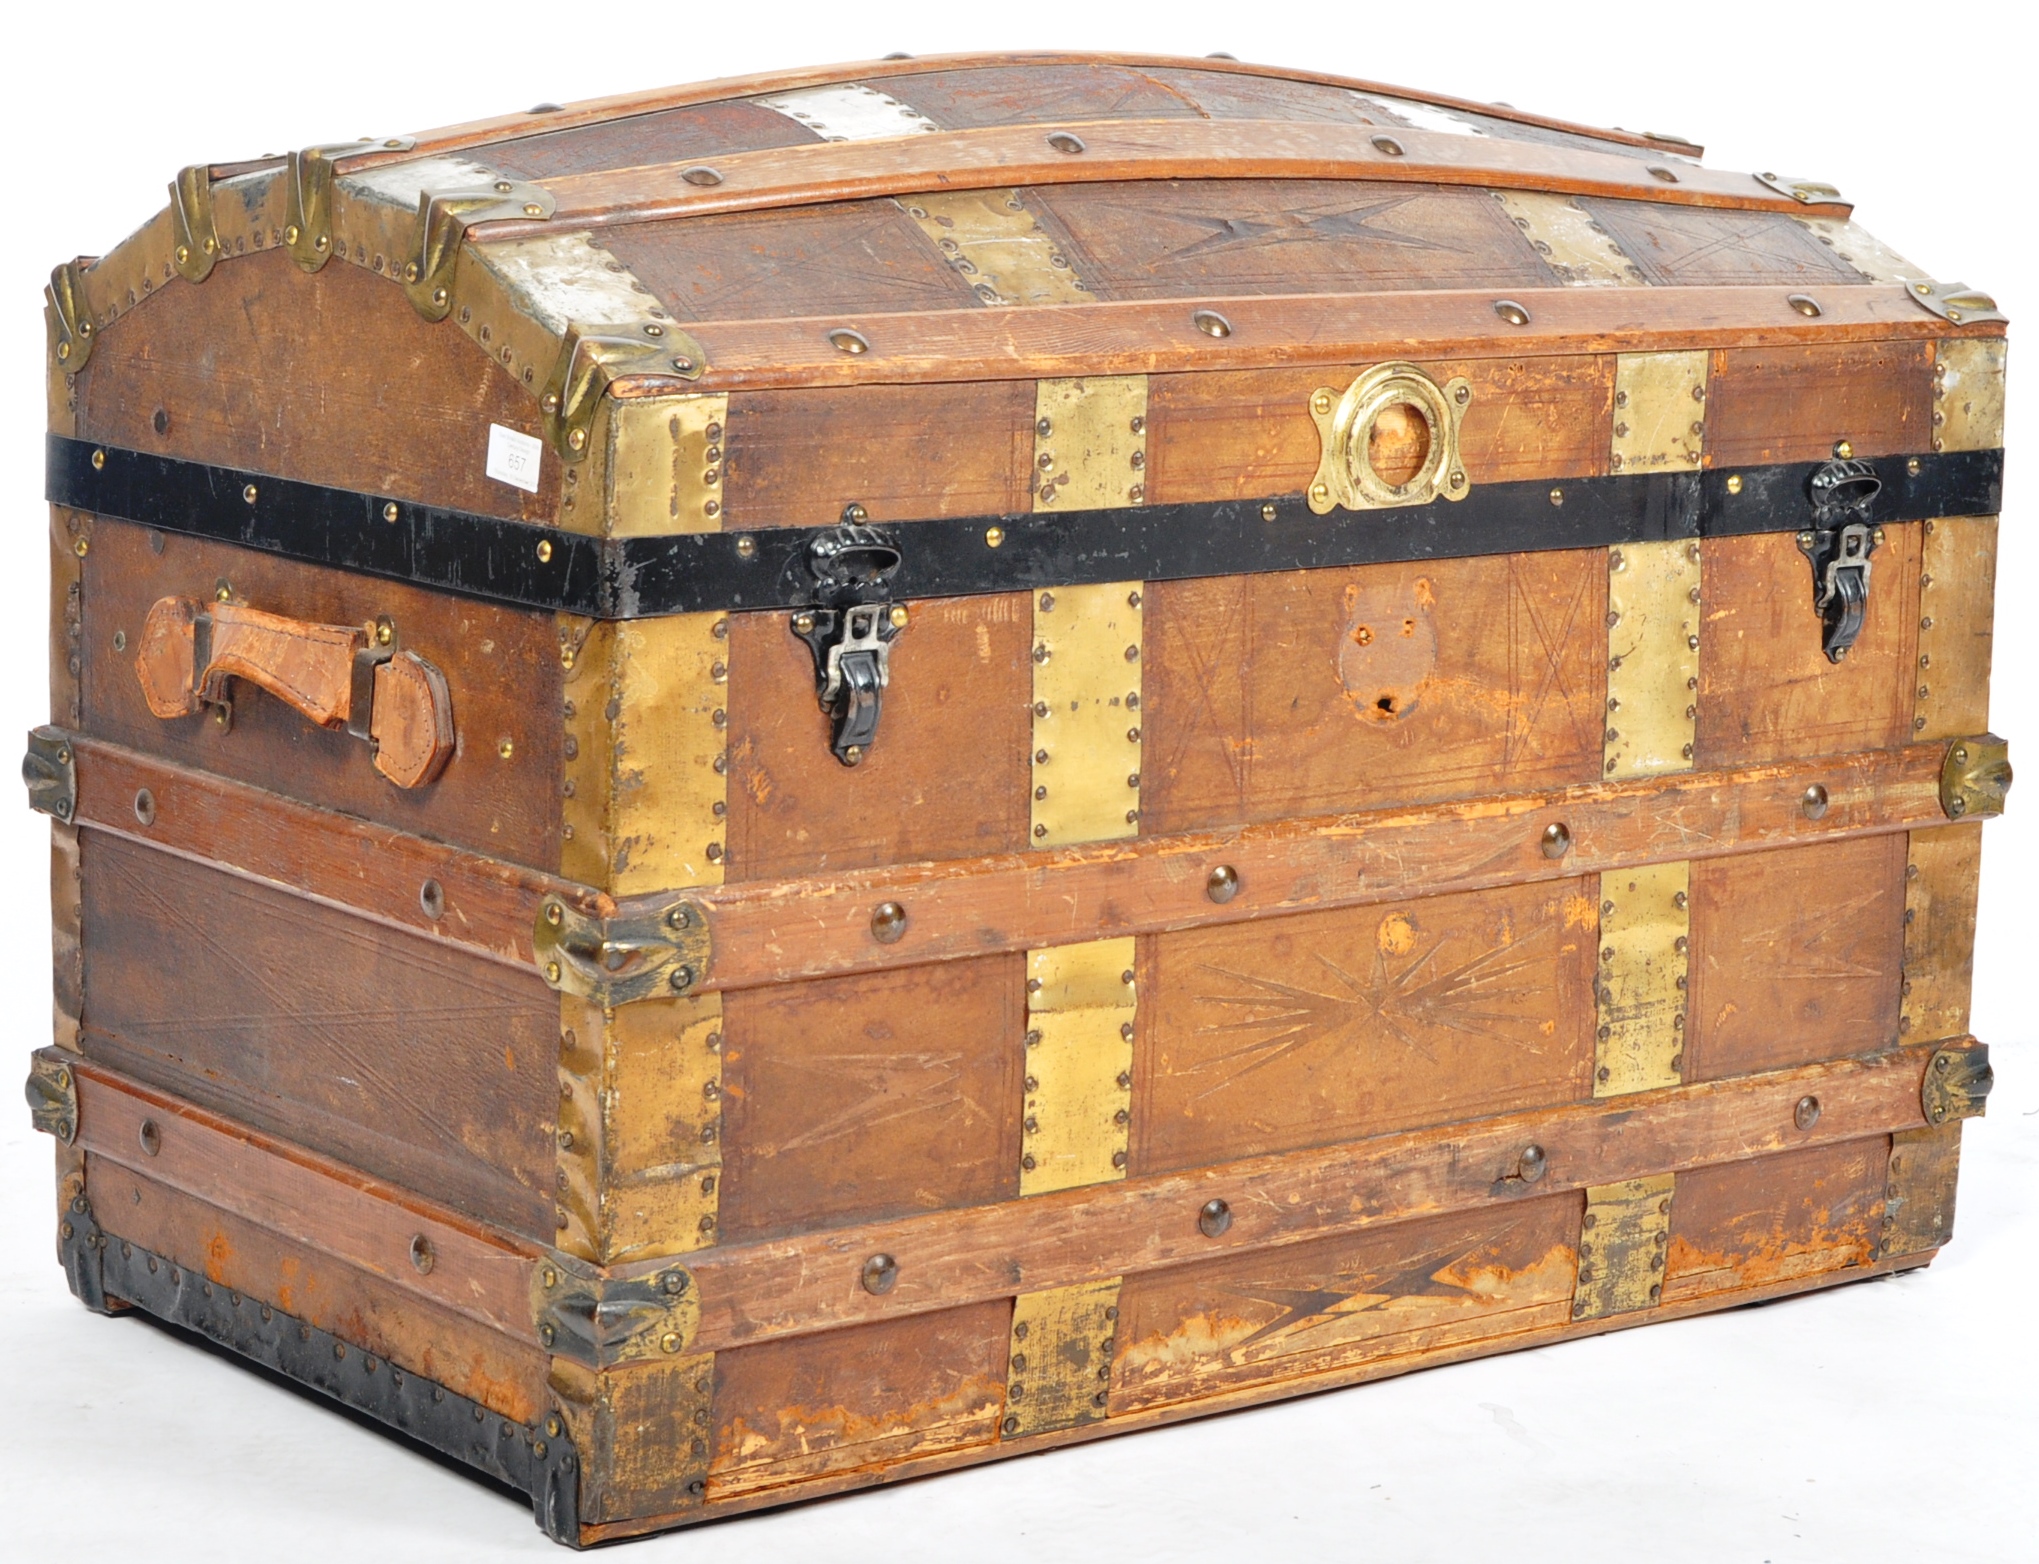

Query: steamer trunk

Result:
[29,54,2008,1545]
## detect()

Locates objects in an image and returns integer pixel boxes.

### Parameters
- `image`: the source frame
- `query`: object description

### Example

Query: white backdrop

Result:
[3,5,2032,1558]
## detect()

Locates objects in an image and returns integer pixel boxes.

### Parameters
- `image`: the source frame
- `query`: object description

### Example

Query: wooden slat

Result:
[657,288,1995,393]
[71,1042,1939,1362]
[66,733,597,971]
[87,1155,550,1422]
[593,1250,1917,1540]
[71,1058,539,1339]
[489,121,1779,235]
[389,53,1682,161]
[675,1046,1937,1353]
[687,743,1949,993]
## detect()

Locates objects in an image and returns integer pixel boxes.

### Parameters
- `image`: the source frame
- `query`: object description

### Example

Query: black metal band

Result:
[61,1201,580,1546]
[50,435,2004,621]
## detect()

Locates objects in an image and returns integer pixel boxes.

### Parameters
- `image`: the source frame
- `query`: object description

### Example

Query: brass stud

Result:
[1726,474,1743,496]
[1046,131,1087,155]
[889,605,910,628]
[870,901,908,944]
[828,327,871,355]
[985,526,1006,549]
[1549,487,1564,507]
[1801,783,1829,820]
[1206,865,1240,903]
[567,428,587,451]
[536,540,553,563]
[1371,134,1405,156]
[382,501,400,523]
[1835,440,1854,460]
[1908,457,1922,477]
[1540,822,1571,859]
[1794,1094,1822,1131]
[1516,1144,1548,1182]
[860,1253,899,1295]
[1493,299,1531,327]
[242,484,258,505]
[1191,308,1233,339]
[1197,1198,1232,1238]
[498,738,515,760]
[90,448,106,470]
[1261,502,1278,522]
[72,537,88,557]
[1787,293,1823,318]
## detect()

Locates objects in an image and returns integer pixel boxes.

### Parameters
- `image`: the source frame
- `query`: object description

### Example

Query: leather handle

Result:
[136,596,456,788]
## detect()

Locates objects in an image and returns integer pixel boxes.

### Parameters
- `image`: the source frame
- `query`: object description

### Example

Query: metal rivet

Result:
[410,1234,435,1274]
[133,788,156,826]
[1788,293,1823,318]
[1794,1095,1822,1131]
[419,879,445,919]
[861,1253,899,1295]
[829,327,871,355]
[1371,134,1405,156]
[1047,131,1087,155]
[985,527,1005,548]
[1261,502,1278,522]
[1517,1144,1548,1182]
[870,901,908,944]
[242,484,258,505]
[1494,299,1531,326]
[1726,474,1743,496]
[1540,822,1571,859]
[1802,783,1829,820]
[1206,865,1240,903]
[1835,440,1854,460]
[91,448,106,470]
[568,428,587,451]
[138,1119,161,1157]
[1191,308,1233,339]
[1647,165,1679,183]
[1198,1198,1232,1238]
[681,165,723,186]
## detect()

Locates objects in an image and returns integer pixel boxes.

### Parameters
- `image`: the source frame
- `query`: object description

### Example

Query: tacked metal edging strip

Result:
[48,436,2003,621]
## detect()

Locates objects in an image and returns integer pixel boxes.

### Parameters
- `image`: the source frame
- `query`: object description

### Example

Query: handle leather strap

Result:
[135,596,455,788]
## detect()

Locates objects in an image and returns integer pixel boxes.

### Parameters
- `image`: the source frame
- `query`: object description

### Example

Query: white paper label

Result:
[486,423,544,493]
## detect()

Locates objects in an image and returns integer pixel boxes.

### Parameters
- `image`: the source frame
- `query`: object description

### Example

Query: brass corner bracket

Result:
[23,726,77,822]
[47,262,95,371]
[26,1047,78,1143]
[284,137,418,273]
[1940,733,2011,820]
[540,324,707,462]
[402,179,557,322]
[533,1254,700,1367]
[1922,1041,1992,1126]
[170,164,222,285]
[1307,362,1471,514]
[535,892,711,1005]
[1905,280,2007,328]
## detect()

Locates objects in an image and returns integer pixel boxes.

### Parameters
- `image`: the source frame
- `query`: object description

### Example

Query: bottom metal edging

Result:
[56,1196,582,1547]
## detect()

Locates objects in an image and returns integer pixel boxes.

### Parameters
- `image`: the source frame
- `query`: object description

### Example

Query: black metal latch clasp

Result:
[1796,457,1883,663]
[791,515,905,766]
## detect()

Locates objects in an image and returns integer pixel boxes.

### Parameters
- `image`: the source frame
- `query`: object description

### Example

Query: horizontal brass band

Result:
[490,120,1822,236]
[44,434,2005,620]
[62,1044,1956,1357]
[52,733,1964,991]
